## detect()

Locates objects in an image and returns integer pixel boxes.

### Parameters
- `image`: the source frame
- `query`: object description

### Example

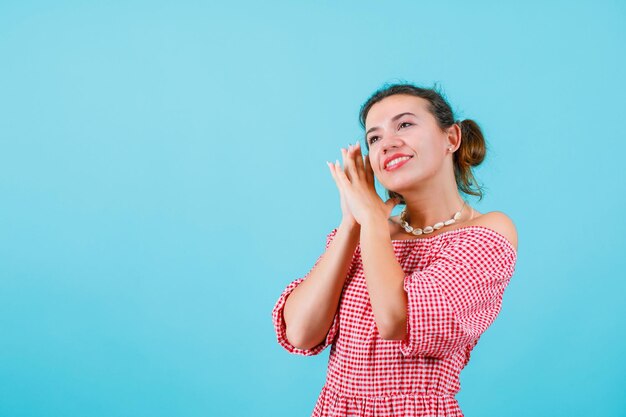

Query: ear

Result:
[446,124,462,152]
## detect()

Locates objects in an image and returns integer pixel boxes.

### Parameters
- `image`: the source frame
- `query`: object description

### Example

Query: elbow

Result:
[376,286,409,340]
[285,324,322,350]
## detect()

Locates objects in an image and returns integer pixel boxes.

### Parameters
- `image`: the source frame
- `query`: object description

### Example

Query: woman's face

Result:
[364,94,452,194]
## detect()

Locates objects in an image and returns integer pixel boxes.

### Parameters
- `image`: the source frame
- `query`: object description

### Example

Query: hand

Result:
[327,141,401,226]
[330,157,358,227]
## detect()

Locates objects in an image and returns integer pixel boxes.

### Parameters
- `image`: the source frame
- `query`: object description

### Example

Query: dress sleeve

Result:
[399,230,517,359]
[271,228,344,356]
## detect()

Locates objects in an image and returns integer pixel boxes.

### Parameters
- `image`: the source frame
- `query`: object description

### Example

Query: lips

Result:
[384,154,414,170]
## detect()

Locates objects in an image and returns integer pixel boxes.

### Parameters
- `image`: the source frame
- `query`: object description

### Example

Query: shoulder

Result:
[472,211,518,253]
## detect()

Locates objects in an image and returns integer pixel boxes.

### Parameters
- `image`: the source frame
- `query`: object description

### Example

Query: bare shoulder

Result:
[473,211,518,252]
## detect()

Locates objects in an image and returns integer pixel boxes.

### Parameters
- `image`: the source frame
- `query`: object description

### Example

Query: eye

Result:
[399,121,412,129]
[368,135,380,145]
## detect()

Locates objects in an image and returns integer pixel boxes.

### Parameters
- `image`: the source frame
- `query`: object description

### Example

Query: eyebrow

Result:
[365,112,417,136]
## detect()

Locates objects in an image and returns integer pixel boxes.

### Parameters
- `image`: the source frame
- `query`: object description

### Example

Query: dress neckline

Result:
[389,225,517,257]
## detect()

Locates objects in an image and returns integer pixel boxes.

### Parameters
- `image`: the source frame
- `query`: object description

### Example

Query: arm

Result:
[360,217,517,360]
[326,143,408,340]
[272,145,365,355]
[359,216,408,340]
[274,221,360,353]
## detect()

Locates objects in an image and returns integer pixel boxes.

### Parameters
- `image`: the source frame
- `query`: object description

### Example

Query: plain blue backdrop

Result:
[1,1,625,416]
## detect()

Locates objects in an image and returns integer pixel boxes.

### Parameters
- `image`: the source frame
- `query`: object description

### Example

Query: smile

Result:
[385,156,413,171]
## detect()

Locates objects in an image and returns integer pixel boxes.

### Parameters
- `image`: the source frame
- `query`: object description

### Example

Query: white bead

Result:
[394,201,466,238]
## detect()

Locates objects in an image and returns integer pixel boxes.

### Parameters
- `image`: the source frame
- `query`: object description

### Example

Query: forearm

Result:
[360,216,408,340]
[283,221,360,349]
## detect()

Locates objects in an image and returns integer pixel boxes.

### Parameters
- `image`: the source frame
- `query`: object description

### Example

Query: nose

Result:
[381,134,403,154]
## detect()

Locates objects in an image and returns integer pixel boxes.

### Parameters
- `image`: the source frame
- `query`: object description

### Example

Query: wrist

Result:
[339,218,360,233]
[360,214,391,238]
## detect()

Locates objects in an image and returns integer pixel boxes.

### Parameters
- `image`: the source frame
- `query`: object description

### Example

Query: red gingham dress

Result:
[272,225,517,417]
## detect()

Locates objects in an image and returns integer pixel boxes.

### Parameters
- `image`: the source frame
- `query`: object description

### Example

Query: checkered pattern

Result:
[272,226,517,417]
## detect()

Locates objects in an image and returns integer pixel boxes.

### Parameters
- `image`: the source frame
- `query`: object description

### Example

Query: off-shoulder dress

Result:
[272,225,518,417]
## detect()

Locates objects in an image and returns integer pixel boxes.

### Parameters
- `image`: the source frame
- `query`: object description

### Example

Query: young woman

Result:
[272,83,518,417]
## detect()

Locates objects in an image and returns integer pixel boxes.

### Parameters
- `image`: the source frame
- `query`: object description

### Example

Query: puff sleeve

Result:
[399,229,517,359]
[272,228,346,356]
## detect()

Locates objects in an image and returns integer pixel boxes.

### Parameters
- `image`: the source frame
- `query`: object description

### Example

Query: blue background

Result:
[1,1,625,416]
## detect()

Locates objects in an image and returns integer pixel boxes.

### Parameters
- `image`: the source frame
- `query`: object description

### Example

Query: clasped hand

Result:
[327,141,401,227]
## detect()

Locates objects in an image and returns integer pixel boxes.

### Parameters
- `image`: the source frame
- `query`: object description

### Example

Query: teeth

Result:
[387,156,411,168]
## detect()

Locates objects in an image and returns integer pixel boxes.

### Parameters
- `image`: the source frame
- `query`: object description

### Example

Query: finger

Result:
[327,161,338,183]
[364,154,375,186]
[354,142,366,179]
[328,160,347,194]
[341,147,354,182]
[334,159,351,190]
[349,144,364,182]
[348,144,365,182]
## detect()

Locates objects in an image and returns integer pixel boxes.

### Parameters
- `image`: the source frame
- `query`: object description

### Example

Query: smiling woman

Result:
[272,82,518,417]
[361,86,487,208]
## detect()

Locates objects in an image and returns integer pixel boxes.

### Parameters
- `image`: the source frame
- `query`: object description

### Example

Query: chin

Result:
[381,178,414,195]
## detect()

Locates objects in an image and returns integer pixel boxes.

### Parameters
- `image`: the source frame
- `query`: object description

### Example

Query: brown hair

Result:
[359,83,487,202]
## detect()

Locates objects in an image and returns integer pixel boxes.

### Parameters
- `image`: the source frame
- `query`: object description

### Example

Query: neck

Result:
[395,173,469,227]
[388,157,473,228]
